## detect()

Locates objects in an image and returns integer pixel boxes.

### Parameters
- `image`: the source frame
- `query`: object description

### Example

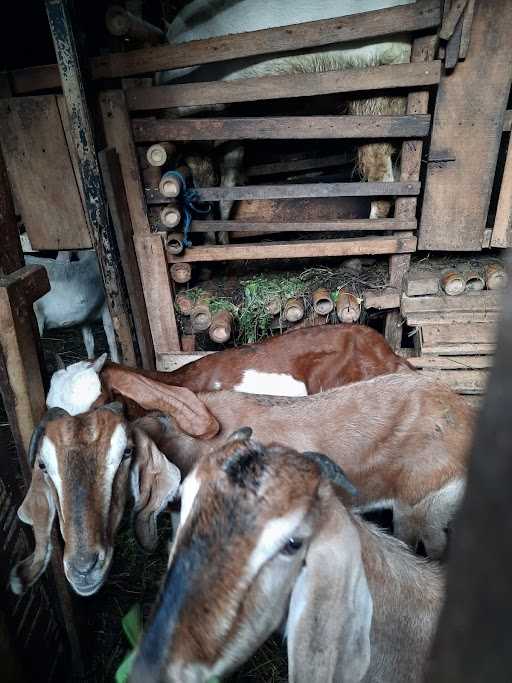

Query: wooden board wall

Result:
[0,96,92,250]
[419,0,512,250]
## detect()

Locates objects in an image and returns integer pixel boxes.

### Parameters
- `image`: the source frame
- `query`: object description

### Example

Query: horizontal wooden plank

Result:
[406,271,440,296]
[406,310,500,325]
[185,218,417,233]
[166,235,416,262]
[156,351,213,372]
[421,322,497,345]
[132,115,431,142]
[409,355,494,370]
[126,61,441,111]
[503,110,512,132]
[9,64,61,94]
[91,0,441,79]
[420,342,496,355]
[363,287,400,310]
[419,369,488,394]
[402,291,503,314]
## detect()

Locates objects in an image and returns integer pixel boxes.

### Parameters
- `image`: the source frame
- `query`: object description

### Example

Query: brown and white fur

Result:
[130,434,443,683]
[13,371,471,596]
[45,325,413,416]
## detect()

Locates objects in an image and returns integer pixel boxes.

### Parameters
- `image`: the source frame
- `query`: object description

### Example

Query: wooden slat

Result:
[157,351,213,372]
[410,355,493,369]
[419,368,488,394]
[491,131,512,247]
[421,322,497,345]
[99,148,155,369]
[132,115,431,142]
[419,0,512,250]
[9,64,61,94]
[126,61,441,111]
[440,0,468,40]
[406,310,500,325]
[134,234,181,352]
[458,0,475,59]
[503,110,512,132]
[91,0,441,79]
[0,96,92,250]
[186,218,417,233]
[146,181,420,205]
[420,341,496,355]
[406,271,440,296]
[444,11,464,69]
[402,291,503,314]
[363,287,400,310]
[167,235,417,262]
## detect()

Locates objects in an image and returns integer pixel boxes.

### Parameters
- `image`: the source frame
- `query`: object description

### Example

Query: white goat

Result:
[24,249,119,363]
[130,432,443,683]
[159,0,416,221]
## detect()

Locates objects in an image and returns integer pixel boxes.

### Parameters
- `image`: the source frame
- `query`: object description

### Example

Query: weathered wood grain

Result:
[419,368,488,394]
[491,132,512,247]
[166,235,417,262]
[419,0,512,250]
[402,291,503,314]
[92,0,441,79]
[410,354,493,369]
[421,322,497,345]
[186,219,417,233]
[126,61,441,110]
[132,115,431,142]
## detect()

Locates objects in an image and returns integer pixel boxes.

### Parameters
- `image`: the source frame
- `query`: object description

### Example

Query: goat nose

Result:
[415,540,427,557]
[71,552,101,575]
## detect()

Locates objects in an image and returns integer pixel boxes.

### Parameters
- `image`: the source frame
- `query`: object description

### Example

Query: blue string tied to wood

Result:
[165,170,211,248]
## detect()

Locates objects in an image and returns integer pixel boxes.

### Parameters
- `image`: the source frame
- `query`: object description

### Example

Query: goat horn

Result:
[301,452,358,497]
[28,408,69,466]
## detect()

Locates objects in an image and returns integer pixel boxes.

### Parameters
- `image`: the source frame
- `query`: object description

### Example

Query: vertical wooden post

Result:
[99,89,181,354]
[45,0,137,367]
[385,35,438,351]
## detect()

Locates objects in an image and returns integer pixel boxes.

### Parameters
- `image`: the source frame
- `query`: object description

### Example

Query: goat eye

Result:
[38,461,47,471]
[281,537,303,555]
[122,447,133,460]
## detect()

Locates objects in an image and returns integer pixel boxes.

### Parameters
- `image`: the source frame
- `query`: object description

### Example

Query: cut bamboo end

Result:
[175,292,194,316]
[312,287,334,315]
[336,291,361,323]
[209,310,233,343]
[146,142,177,167]
[191,297,212,332]
[441,271,465,296]
[160,204,181,229]
[170,262,192,284]
[464,271,485,291]
[166,232,185,255]
[284,297,305,323]
[105,5,131,35]
[265,297,281,316]
[159,173,181,198]
[485,263,508,290]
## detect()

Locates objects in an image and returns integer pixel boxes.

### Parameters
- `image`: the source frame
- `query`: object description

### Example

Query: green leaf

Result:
[122,604,143,647]
[115,650,136,683]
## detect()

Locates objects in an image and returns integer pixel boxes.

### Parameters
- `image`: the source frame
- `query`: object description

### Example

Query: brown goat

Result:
[13,372,472,596]
[46,324,413,417]
[130,434,443,683]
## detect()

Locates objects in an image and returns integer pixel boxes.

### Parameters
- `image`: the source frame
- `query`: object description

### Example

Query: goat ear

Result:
[104,371,219,439]
[131,427,181,551]
[10,468,56,595]
[286,494,373,683]
[92,352,108,373]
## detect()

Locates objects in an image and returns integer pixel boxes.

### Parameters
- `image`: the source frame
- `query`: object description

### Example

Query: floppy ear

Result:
[286,493,373,683]
[102,369,219,439]
[131,427,181,551]
[10,468,56,595]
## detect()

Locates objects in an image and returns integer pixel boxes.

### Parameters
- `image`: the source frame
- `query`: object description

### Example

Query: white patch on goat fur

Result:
[233,370,307,397]
[179,470,201,528]
[248,509,305,577]
[46,361,102,415]
[40,436,64,507]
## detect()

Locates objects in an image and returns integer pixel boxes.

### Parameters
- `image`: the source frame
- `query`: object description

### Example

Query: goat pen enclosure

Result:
[96,0,442,364]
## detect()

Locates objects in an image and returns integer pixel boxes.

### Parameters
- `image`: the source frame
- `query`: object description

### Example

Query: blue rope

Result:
[163,171,211,248]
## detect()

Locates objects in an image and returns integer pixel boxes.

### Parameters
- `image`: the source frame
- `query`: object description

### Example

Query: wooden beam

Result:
[9,64,61,95]
[406,310,500,325]
[503,110,512,132]
[409,354,493,369]
[458,0,475,59]
[91,0,441,79]
[419,368,488,394]
[99,148,155,369]
[420,341,495,355]
[402,291,503,314]
[134,234,181,352]
[491,132,512,247]
[419,0,512,250]
[363,287,400,310]
[0,146,24,275]
[133,114,431,142]
[184,219,417,233]
[166,235,417,262]
[146,181,420,206]
[406,271,440,296]
[46,0,136,366]
[440,0,468,40]
[421,322,497,345]
[126,61,441,111]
